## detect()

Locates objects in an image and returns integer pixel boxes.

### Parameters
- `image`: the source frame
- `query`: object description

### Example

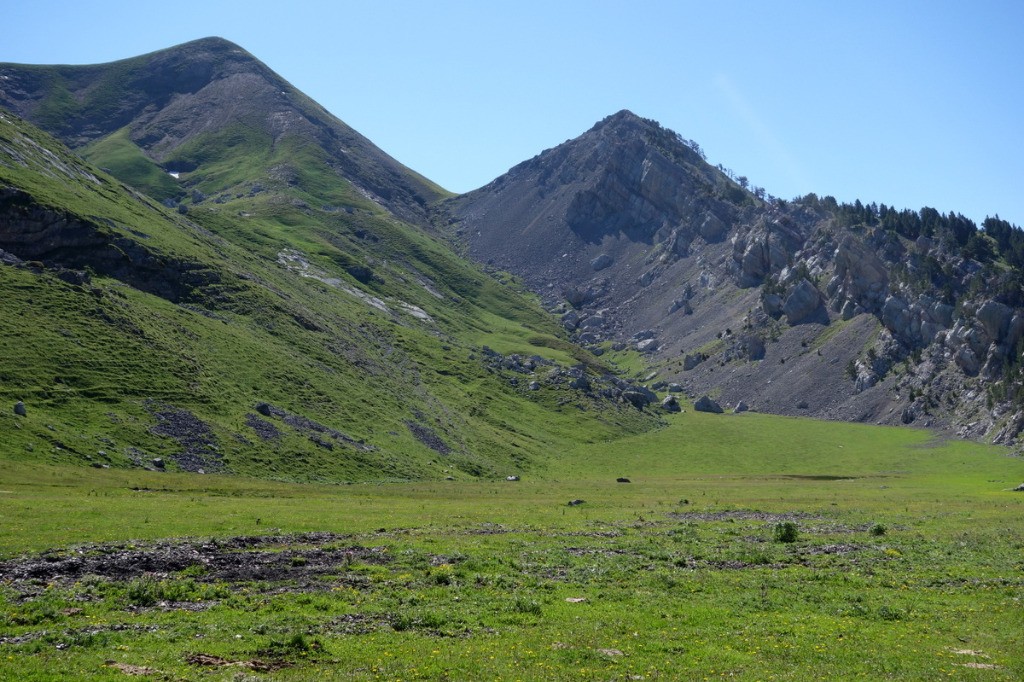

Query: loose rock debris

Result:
[0,532,389,591]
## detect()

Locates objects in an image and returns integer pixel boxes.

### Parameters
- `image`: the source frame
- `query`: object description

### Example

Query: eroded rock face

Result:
[0,188,216,303]
[977,301,1012,343]
[832,236,889,312]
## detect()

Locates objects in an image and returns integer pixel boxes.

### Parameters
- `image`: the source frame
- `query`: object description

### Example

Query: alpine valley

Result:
[2,37,1023,483]
[3,37,1024,682]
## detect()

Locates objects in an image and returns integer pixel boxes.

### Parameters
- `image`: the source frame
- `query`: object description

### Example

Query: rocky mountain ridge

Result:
[447,111,1024,446]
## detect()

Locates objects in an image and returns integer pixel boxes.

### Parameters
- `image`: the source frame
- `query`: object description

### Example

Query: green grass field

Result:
[2,411,1022,680]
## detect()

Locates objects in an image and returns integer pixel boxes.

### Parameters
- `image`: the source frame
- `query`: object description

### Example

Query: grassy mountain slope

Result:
[0,107,656,483]
[0,37,446,225]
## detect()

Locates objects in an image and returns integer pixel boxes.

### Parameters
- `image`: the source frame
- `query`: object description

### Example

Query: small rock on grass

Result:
[567,499,585,506]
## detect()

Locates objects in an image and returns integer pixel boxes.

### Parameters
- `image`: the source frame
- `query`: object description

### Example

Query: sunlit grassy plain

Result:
[2,410,1023,680]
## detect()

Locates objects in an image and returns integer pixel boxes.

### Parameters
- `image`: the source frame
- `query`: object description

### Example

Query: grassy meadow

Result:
[2,410,1023,680]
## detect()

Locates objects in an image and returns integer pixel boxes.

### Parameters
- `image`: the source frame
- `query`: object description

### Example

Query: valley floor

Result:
[2,412,1023,680]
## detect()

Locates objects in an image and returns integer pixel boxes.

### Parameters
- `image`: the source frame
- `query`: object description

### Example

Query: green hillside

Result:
[0,109,657,483]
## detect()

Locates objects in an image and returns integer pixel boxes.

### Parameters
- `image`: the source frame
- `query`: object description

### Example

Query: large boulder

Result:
[783,279,823,325]
[590,253,613,271]
[661,395,682,412]
[698,213,728,242]
[683,354,703,370]
[622,386,657,408]
[693,395,723,414]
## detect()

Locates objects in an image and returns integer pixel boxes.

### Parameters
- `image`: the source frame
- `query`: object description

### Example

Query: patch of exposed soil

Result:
[185,652,286,672]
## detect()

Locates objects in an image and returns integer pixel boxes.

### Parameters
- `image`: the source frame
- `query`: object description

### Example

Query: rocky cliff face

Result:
[447,112,1024,446]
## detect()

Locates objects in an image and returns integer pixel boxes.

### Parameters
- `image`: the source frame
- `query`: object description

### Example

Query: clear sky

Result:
[5,1,1023,226]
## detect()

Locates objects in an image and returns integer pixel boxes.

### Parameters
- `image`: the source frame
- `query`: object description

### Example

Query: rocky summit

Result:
[446,111,1024,444]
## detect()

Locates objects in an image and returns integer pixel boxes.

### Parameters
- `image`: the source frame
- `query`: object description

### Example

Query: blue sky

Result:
[5,1,1023,226]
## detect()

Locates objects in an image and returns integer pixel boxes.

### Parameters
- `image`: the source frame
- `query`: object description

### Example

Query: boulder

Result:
[567,499,586,506]
[661,395,682,412]
[506,475,520,482]
[667,383,683,393]
[616,477,631,483]
[528,381,540,391]
[669,298,692,315]
[693,396,723,414]
[590,253,613,271]
[762,293,783,317]
[734,401,749,413]
[569,376,591,391]
[683,354,703,371]
[561,310,581,331]
[954,347,981,376]
[783,279,823,325]
[698,213,728,242]
[13,401,26,417]
[152,458,165,470]
[636,338,658,353]
[622,387,657,408]
[736,334,765,361]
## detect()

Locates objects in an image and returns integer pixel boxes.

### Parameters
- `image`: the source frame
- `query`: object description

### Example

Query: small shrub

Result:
[261,632,322,658]
[773,521,799,543]
[877,604,905,621]
[512,597,543,616]
[869,523,887,537]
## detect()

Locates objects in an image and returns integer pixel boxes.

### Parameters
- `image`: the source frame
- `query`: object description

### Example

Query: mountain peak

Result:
[589,109,646,133]
[0,38,446,223]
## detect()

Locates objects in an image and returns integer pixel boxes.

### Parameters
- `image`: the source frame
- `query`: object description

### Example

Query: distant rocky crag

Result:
[447,111,1024,445]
